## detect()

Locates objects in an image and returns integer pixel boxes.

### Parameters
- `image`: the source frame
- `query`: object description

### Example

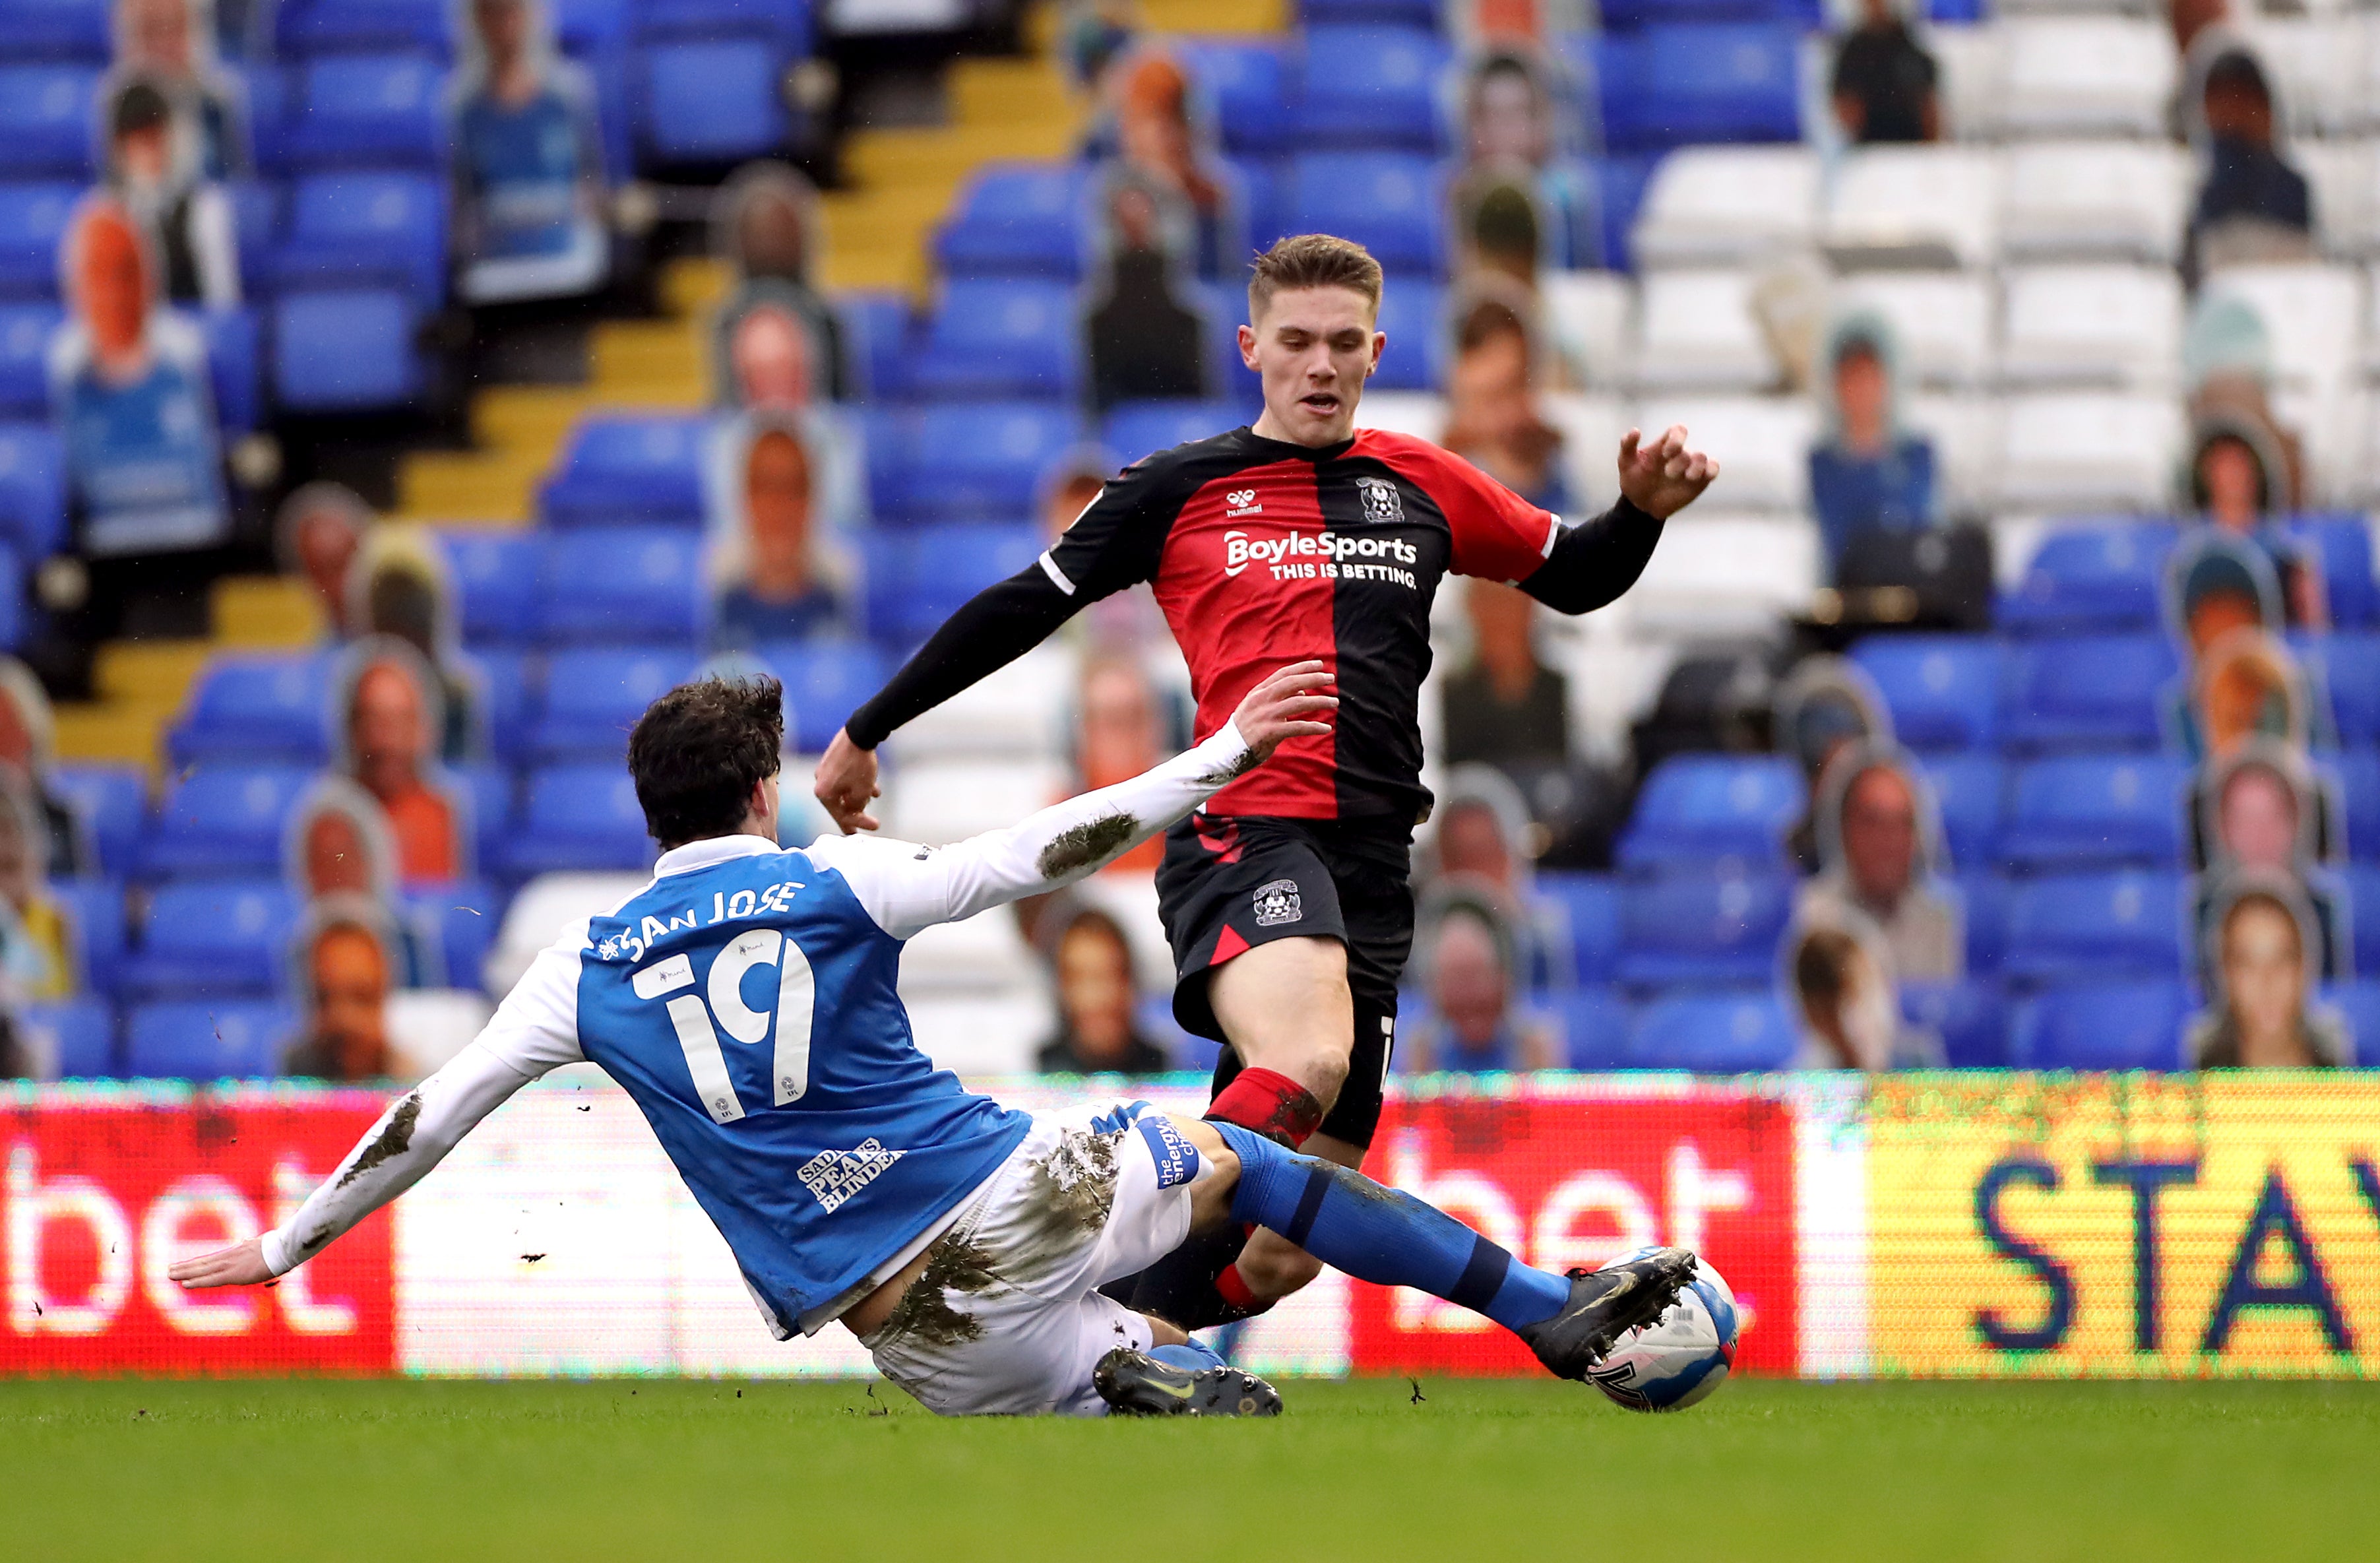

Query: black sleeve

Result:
[841,460,1172,750]
[1516,497,1666,616]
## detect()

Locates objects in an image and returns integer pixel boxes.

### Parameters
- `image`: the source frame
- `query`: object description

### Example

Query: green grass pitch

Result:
[11,1376,2379,1561]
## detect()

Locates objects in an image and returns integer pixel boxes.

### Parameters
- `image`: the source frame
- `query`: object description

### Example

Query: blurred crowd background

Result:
[2,0,2378,1084]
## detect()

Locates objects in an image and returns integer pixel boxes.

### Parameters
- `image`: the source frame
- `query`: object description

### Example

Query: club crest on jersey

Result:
[1225,488,1262,517]
[1355,476,1404,524]
[1253,878,1303,928]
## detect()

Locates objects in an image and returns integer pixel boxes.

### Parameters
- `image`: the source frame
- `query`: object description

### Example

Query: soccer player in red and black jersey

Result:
[816,234,1718,1326]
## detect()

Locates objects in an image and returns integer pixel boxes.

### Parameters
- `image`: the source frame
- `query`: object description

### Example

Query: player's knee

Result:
[1172,1116,1240,1231]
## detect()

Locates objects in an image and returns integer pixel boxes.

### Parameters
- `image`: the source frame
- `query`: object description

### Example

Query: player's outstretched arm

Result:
[1518,424,1719,616]
[170,1041,543,1289]
[809,662,1336,940]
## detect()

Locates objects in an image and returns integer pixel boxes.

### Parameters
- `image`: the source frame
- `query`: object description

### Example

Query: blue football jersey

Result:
[574,843,1030,1335]
[458,84,590,260]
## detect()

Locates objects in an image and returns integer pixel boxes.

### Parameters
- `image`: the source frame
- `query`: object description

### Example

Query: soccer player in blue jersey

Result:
[173,666,1695,1416]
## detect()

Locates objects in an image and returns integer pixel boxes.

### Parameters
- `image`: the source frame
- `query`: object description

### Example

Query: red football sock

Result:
[1215,1263,1267,1316]
[1206,1066,1323,1149]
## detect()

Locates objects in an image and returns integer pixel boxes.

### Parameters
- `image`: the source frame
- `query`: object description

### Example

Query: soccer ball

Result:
[1586,1250,1739,1413]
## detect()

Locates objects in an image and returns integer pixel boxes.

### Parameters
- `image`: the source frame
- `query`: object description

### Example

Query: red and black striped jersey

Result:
[846,424,1665,827]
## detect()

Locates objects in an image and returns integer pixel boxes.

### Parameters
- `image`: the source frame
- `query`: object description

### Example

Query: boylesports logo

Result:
[1226,488,1262,517]
[1253,879,1303,928]
[1223,528,1420,586]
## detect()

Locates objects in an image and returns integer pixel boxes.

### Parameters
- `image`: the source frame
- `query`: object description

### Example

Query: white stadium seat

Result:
[902,991,1051,1075]
[1989,392,2185,512]
[1633,269,1778,393]
[1540,391,1633,513]
[1631,146,1820,269]
[1635,395,1815,513]
[1356,390,1449,442]
[1998,265,2184,389]
[2236,18,2365,138]
[1823,146,2001,271]
[2269,381,2369,509]
[2197,263,2366,399]
[2295,140,2380,259]
[482,871,648,994]
[1998,141,2192,264]
[1540,269,1635,388]
[1928,24,2005,142]
[1622,512,1820,635]
[1831,272,1995,387]
[882,755,1069,845]
[1992,0,2149,16]
[896,899,1041,992]
[1995,18,2176,139]
[889,642,1072,759]
[1902,394,2005,516]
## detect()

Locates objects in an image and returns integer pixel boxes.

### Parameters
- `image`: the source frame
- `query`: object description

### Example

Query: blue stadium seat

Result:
[1300,0,1440,22]
[1850,633,2001,751]
[1297,27,1452,151]
[2303,632,2380,748]
[25,996,113,1078]
[199,305,263,436]
[530,646,697,759]
[1901,978,2007,1068]
[1537,871,1622,986]
[1103,400,1247,464]
[2009,980,2189,1070]
[0,181,76,298]
[864,523,1044,644]
[2288,513,2377,628]
[230,178,285,297]
[1957,872,2008,974]
[2002,870,2185,984]
[49,763,145,879]
[1595,24,1801,153]
[449,761,515,874]
[1226,155,1282,251]
[1916,753,2003,872]
[886,401,1081,521]
[839,292,913,402]
[1997,523,2176,636]
[1174,40,1294,155]
[406,877,501,990]
[123,879,298,998]
[2333,751,2380,862]
[0,65,99,178]
[0,302,63,417]
[753,639,891,754]
[0,422,65,556]
[274,0,455,55]
[167,653,335,767]
[1598,0,1821,28]
[633,0,812,42]
[437,531,543,646]
[935,164,1088,280]
[2349,867,2380,975]
[1616,867,1794,986]
[539,528,703,644]
[456,647,530,761]
[1284,153,1443,273]
[637,38,788,163]
[1593,154,1656,272]
[1370,276,1447,391]
[1626,989,1796,1072]
[142,765,317,878]
[1998,633,2176,752]
[47,876,125,996]
[126,999,294,1079]
[911,279,1082,400]
[0,0,112,61]
[2324,980,2380,1063]
[507,763,653,876]
[1615,753,1803,870]
[1553,986,1633,1071]
[273,287,425,409]
[274,172,449,303]
[1999,754,2187,869]
[280,53,448,170]
[541,413,711,529]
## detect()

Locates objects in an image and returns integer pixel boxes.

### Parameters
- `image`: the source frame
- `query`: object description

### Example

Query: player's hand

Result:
[168,1237,273,1291]
[1617,425,1718,520]
[1231,660,1338,765]
[813,728,882,834]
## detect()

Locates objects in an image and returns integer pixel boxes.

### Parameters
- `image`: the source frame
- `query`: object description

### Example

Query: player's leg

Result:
[1154,1116,1699,1381]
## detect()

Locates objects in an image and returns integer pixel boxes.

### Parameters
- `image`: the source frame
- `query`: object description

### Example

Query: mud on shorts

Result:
[1155,812,1416,1151]
[859,1104,1214,1416]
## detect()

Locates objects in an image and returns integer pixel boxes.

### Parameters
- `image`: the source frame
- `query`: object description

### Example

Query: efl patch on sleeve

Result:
[1134,1113,1201,1190]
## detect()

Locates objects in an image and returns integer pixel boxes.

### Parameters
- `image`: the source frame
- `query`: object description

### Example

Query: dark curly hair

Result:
[627,676,784,849]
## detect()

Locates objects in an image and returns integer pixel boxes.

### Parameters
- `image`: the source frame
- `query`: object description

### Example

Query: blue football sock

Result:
[1149,1340,1227,1374]
[1213,1122,1571,1333]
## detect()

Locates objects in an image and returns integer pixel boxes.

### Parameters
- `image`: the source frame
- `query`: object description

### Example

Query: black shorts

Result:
[1154,812,1415,1149]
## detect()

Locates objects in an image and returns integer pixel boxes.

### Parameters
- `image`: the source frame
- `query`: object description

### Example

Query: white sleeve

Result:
[807,720,1257,941]
[257,924,591,1277]
[193,186,241,308]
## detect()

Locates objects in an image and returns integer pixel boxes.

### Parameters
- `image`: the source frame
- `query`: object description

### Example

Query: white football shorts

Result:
[859,1102,1211,1416]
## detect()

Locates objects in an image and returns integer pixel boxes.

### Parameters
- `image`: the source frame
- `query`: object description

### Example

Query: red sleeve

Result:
[1389,435,1562,584]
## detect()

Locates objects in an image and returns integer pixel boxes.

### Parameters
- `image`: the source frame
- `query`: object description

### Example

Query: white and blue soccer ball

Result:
[1586,1249,1739,1413]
